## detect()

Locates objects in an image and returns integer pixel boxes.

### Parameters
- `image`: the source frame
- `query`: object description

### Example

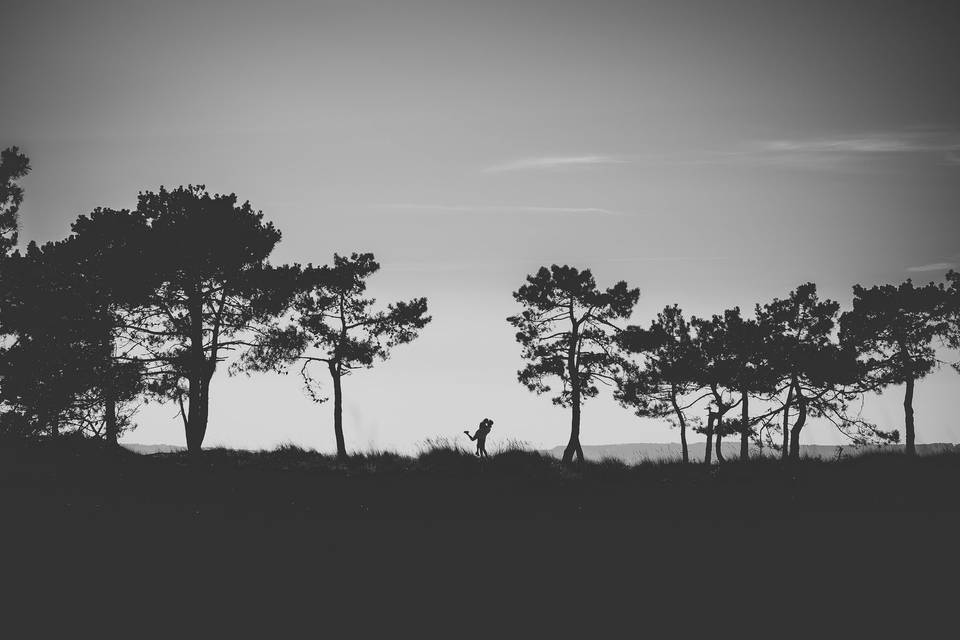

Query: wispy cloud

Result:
[763,137,918,154]
[907,262,956,272]
[753,129,960,167]
[374,203,623,216]
[479,131,960,174]
[483,155,629,173]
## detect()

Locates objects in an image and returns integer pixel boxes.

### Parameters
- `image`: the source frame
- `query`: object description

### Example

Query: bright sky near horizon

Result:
[3,0,959,453]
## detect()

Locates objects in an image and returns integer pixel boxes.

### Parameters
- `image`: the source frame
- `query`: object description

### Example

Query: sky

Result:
[2,0,959,453]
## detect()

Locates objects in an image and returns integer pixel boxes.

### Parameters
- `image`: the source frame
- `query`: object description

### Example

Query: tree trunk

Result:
[562,390,583,464]
[185,379,200,453]
[185,294,210,455]
[789,395,807,461]
[185,374,211,455]
[679,417,688,464]
[714,402,730,464]
[104,384,118,447]
[330,362,347,459]
[781,379,795,460]
[740,390,750,460]
[903,377,915,456]
[703,411,715,465]
[562,316,583,465]
[670,391,688,464]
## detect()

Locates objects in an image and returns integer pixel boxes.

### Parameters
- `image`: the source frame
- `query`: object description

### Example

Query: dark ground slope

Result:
[1,438,958,635]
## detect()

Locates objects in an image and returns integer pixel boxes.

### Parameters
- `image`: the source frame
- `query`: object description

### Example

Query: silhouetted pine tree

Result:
[508,265,639,464]
[0,146,30,256]
[840,279,949,456]
[757,283,896,460]
[615,305,706,464]
[0,239,138,438]
[241,253,430,459]
[946,271,960,375]
[690,312,745,464]
[129,186,300,454]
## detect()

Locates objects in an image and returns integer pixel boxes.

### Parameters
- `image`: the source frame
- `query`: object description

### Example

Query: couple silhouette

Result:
[464,418,493,458]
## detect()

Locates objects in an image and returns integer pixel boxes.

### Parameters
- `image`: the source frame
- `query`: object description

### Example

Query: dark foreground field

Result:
[2,438,958,635]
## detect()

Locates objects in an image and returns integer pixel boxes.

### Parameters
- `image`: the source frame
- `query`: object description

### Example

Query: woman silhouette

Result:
[464,418,493,458]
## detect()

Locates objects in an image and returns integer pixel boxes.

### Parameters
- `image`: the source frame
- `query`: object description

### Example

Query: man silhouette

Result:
[464,418,493,458]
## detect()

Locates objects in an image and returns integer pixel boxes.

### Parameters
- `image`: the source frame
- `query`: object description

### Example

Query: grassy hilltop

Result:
[3,436,960,634]
[5,436,960,521]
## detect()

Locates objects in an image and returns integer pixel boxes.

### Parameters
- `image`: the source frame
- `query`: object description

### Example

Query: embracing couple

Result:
[464,418,493,458]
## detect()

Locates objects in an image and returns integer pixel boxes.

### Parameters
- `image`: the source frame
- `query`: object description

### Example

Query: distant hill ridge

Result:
[122,444,185,455]
[542,442,960,463]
